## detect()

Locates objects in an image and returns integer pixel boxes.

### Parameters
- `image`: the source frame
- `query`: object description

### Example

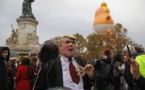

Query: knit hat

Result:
[104,50,111,56]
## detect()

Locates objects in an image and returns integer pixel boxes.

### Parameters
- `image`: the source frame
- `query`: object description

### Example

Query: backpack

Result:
[95,60,112,83]
[30,66,39,87]
[31,60,54,89]
[113,62,122,78]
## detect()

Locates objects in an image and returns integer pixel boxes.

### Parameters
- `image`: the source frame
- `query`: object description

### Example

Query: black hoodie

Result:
[40,40,59,63]
[34,40,59,90]
[0,46,10,90]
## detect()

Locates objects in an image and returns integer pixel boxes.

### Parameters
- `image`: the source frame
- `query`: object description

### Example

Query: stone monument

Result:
[6,0,40,53]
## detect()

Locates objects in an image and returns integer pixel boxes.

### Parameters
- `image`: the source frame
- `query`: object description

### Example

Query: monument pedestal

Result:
[6,17,40,53]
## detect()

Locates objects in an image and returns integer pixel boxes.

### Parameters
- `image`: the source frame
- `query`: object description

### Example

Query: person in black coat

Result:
[128,57,145,90]
[56,34,94,90]
[112,52,123,90]
[34,34,94,90]
[123,45,145,90]
[33,40,59,90]
[0,46,10,90]
[94,57,112,90]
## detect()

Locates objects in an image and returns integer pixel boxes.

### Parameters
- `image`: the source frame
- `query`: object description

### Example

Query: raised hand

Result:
[85,64,94,78]
[128,58,140,80]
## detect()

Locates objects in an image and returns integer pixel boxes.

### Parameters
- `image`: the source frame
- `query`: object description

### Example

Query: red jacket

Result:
[15,65,34,90]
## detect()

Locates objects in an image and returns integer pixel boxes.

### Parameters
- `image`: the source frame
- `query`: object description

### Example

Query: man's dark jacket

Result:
[34,57,93,90]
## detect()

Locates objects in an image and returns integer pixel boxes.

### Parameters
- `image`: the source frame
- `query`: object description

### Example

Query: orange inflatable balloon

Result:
[106,28,113,36]
[93,2,114,35]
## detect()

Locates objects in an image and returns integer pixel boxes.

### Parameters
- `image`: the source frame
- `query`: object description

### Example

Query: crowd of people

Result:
[0,34,145,90]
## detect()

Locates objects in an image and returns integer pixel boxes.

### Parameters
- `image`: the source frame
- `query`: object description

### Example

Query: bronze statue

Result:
[22,0,35,18]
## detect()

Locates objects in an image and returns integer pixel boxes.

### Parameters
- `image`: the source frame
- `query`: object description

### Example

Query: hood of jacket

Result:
[0,46,10,62]
[40,40,59,63]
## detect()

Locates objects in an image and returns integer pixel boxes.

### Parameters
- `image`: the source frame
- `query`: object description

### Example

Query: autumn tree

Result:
[85,33,104,60]
[74,33,87,57]
[101,23,129,54]
[51,36,61,45]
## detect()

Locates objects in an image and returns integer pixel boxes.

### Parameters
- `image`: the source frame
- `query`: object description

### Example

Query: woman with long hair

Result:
[113,52,123,90]
[15,57,34,90]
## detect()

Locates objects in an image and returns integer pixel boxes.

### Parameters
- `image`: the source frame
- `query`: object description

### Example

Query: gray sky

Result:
[0,0,145,48]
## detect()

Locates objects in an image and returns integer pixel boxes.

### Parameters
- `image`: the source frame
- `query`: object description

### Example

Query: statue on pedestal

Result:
[21,0,35,19]
[6,25,18,45]
[6,0,40,52]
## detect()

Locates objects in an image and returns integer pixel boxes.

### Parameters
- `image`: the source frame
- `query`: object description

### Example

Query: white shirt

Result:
[60,55,84,90]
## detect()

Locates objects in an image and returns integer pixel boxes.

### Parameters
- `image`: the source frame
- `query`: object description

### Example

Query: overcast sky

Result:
[0,0,145,48]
